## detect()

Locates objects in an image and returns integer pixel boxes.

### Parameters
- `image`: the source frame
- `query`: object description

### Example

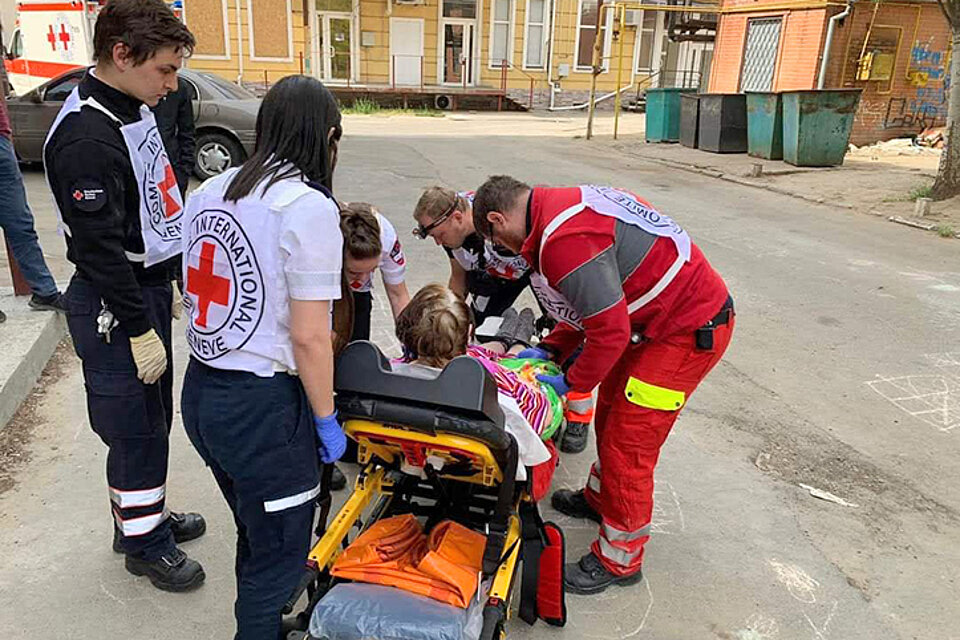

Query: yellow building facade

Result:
[183,0,712,102]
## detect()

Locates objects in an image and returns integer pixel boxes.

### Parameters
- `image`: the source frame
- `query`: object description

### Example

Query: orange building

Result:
[708,0,951,145]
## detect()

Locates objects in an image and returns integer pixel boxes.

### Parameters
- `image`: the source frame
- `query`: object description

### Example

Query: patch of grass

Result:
[934,224,956,238]
[340,99,444,118]
[909,184,933,201]
[343,98,381,115]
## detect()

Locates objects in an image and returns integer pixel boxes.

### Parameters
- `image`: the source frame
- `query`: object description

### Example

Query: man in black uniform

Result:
[151,78,195,198]
[45,0,205,592]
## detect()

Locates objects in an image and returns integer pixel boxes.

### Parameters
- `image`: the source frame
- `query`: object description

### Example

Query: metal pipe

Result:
[546,0,558,109]
[817,0,853,89]
[613,5,626,139]
[235,0,244,85]
[548,83,635,110]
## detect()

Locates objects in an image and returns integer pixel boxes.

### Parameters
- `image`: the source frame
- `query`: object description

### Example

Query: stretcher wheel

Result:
[479,601,506,640]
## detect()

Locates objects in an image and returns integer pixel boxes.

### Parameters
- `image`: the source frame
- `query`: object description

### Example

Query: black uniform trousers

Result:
[467,270,531,325]
[64,276,176,560]
[182,359,320,640]
[350,290,373,342]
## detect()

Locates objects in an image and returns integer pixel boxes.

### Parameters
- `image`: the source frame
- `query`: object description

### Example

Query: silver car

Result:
[7,67,258,179]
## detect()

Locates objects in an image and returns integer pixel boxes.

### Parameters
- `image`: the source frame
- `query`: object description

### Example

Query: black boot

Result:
[170,511,206,544]
[125,547,206,592]
[113,512,207,554]
[551,489,601,523]
[564,551,642,594]
[331,464,347,491]
[560,421,589,454]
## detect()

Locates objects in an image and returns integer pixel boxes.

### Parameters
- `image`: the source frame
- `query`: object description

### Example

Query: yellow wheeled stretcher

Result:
[282,341,567,640]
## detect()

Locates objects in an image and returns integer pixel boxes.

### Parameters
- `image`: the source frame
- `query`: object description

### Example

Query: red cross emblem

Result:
[72,190,84,201]
[59,24,71,50]
[186,242,231,328]
[46,25,57,51]
[157,164,181,219]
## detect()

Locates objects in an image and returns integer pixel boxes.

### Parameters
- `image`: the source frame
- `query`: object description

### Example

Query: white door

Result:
[314,12,353,83]
[440,20,476,85]
[390,18,423,86]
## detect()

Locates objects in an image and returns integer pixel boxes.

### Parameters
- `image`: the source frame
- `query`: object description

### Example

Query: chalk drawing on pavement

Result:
[768,559,820,604]
[563,575,655,639]
[866,370,960,433]
[650,480,686,535]
[804,600,839,640]
[734,613,781,640]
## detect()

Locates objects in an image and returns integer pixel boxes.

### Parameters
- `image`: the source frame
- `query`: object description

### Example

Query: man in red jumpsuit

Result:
[473,176,735,594]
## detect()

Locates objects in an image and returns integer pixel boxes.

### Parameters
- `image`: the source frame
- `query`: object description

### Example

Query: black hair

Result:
[473,175,531,238]
[93,0,195,65]
[225,75,343,202]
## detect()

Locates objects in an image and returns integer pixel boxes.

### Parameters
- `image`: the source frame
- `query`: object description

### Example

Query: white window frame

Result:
[522,0,549,70]
[488,0,516,69]
[247,0,295,62]
[573,0,613,73]
[184,0,232,61]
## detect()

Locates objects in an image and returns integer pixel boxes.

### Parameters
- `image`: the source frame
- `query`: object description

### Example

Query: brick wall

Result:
[708,0,950,145]
[822,2,951,145]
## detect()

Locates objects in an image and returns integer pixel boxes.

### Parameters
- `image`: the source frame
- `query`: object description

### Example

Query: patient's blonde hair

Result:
[396,284,473,368]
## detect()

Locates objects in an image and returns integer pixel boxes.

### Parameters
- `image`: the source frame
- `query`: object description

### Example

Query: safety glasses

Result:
[412,198,458,239]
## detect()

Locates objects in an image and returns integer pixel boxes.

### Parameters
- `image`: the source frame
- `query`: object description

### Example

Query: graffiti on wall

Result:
[883,43,949,129]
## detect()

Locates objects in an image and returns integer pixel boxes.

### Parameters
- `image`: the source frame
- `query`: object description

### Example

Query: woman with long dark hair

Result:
[179,75,346,639]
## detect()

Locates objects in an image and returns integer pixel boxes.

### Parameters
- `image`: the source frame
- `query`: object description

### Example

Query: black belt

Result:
[696,295,734,350]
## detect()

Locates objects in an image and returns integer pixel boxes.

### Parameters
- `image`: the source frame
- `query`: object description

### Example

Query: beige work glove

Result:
[129,329,168,385]
[171,281,183,320]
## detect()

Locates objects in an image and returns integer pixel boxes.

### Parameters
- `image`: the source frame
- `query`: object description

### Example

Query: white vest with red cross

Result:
[530,185,691,330]
[181,168,339,377]
[45,87,184,267]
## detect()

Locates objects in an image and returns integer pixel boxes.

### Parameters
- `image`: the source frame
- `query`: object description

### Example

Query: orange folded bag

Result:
[332,514,487,608]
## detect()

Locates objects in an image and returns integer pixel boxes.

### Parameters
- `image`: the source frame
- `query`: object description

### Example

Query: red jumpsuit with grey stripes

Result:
[523,186,734,576]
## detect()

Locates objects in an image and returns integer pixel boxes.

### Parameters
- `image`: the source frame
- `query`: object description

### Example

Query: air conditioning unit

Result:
[624,10,642,26]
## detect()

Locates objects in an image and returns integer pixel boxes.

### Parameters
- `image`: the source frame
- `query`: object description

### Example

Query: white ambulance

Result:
[3,0,182,96]
[3,1,101,95]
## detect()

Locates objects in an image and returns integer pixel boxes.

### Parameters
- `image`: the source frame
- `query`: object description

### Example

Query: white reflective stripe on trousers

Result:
[109,484,165,509]
[587,461,601,493]
[601,521,651,543]
[597,536,643,567]
[114,508,170,537]
[263,481,323,514]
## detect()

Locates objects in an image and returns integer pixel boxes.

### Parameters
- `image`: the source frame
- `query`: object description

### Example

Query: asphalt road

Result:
[1,112,957,640]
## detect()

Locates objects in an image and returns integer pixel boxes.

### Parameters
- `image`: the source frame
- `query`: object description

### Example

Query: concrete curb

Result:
[624,153,857,210]
[0,298,67,431]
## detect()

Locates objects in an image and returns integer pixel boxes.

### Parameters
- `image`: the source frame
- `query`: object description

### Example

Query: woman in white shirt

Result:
[179,76,345,640]
[339,201,410,340]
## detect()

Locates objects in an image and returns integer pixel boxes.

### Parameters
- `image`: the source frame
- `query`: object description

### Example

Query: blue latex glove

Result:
[516,346,552,361]
[314,411,347,464]
[536,373,571,397]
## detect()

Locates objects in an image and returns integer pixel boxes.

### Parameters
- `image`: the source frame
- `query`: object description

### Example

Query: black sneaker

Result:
[564,551,642,595]
[170,511,206,544]
[560,421,589,454]
[551,488,602,523]
[331,465,347,491]
[28,292,64,313]
[125,547,205,592]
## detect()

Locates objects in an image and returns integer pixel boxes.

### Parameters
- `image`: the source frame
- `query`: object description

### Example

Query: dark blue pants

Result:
[181,359,320,640]
[64,276,175,560]
[0,135,58,297]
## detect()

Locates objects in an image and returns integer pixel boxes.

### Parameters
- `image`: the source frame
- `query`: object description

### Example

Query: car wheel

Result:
[194,132,243,180]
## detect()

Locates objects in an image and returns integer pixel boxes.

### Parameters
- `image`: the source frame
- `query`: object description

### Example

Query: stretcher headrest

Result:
[334,341,510,451]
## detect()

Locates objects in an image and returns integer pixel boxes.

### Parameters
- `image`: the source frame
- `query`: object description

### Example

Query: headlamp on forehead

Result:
[412,196,459,239]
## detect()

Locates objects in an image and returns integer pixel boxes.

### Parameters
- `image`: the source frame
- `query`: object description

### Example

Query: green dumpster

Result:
[645,88,695,143]
[746,92,783,160]
[781,89,862,167]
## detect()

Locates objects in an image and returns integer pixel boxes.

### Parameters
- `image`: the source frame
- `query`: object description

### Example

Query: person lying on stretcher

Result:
[393,284,561,482]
